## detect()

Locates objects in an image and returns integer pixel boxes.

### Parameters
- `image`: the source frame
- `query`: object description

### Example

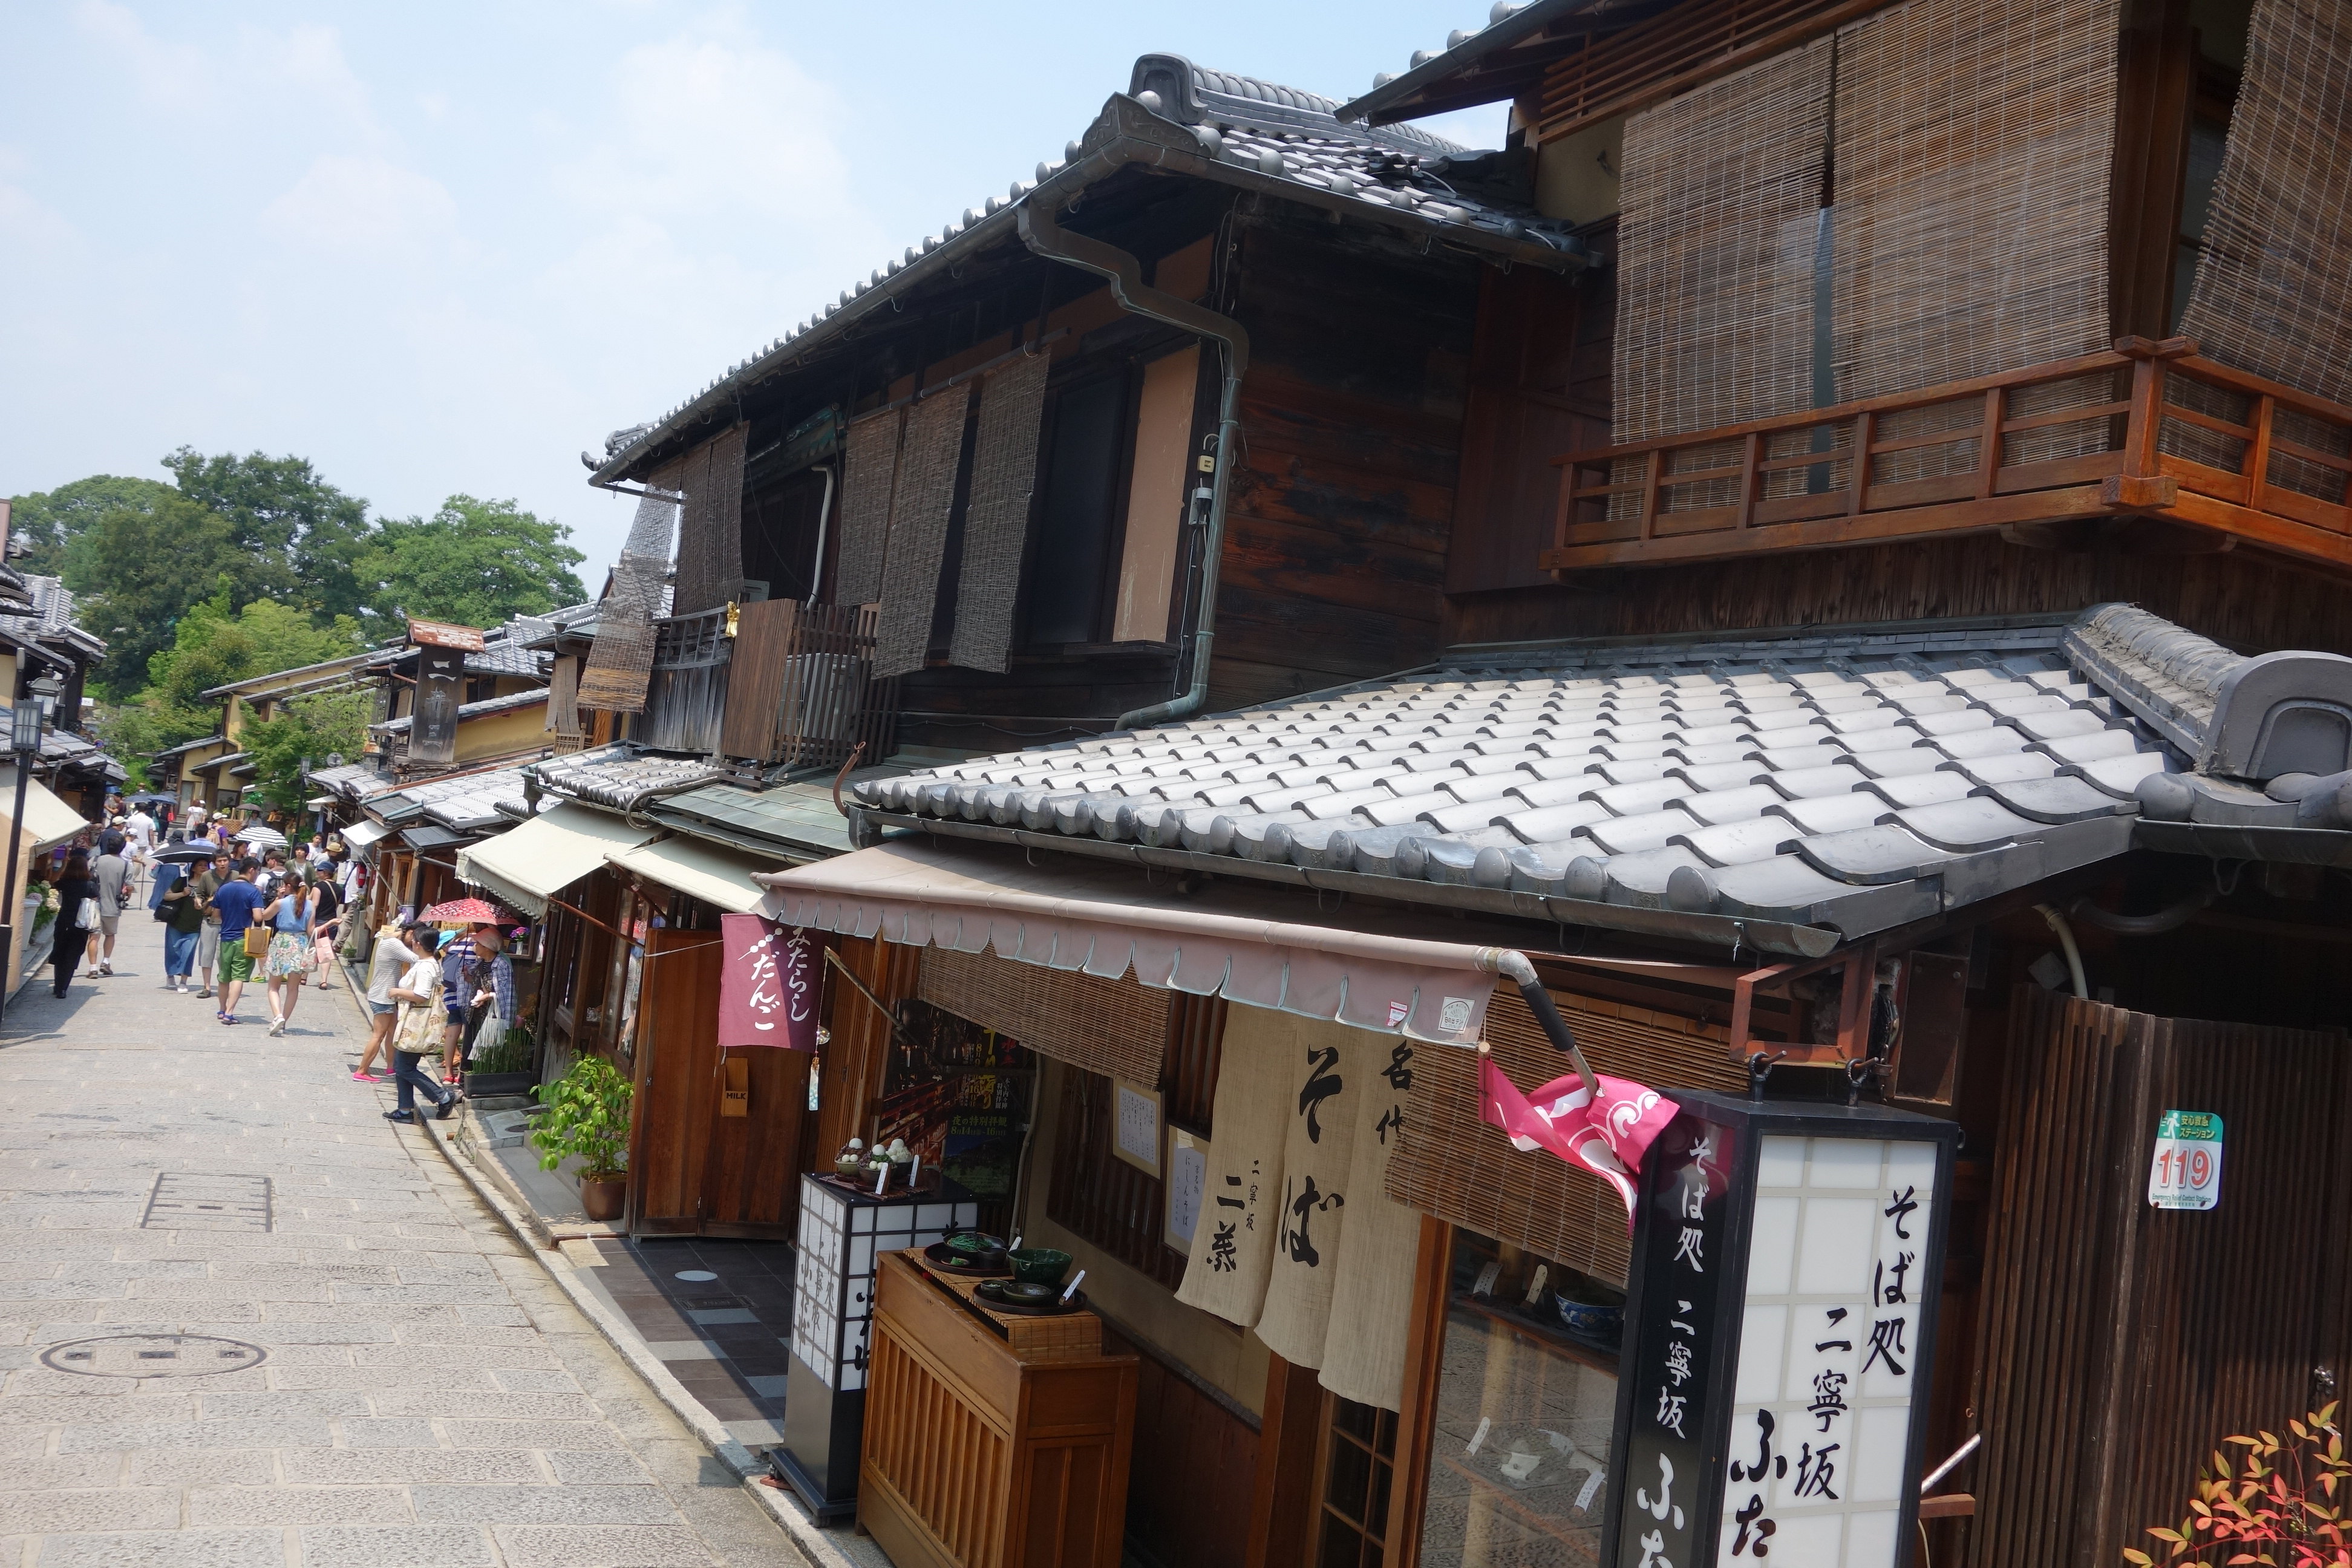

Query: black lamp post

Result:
[0,671,62,1028]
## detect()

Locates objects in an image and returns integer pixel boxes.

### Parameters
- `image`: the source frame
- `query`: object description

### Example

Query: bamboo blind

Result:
[1613,36,1832,449]
[833,407,901,607]
[2174,0,2352,503]
[915,944,1169,1089]
[1832,0,2120,480]
[1385,984,1742,1289]
[544,654,581,738]
[948,353,1051,675]
[670,423,746,616]
[1537,0,1864,143]
[872,389,970,679]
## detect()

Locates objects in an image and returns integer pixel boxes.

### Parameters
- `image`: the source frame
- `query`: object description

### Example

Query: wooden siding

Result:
[1209,223,1479,710]
[1966,987,2352,1568]
[1121,1348,1259,1568]
[1447,532,2352,658]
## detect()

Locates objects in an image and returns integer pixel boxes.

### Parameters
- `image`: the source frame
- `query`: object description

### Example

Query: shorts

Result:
[444,1005,469,1028]
[370,1000,395,1018]
[217,946,255,984]
[98,915,120,937]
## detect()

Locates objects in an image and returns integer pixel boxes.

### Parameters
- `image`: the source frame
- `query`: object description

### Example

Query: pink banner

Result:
[1480,1054,1678,1226]
[718,913,822,1050]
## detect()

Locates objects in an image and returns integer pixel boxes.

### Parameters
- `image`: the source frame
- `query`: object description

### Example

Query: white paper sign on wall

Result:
[1165,1129,1209,1248]
[1114,1081,1161,1177]
[2148,1109,2224,1210]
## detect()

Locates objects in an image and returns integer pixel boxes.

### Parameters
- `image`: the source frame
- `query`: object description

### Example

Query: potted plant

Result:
[466,1018,537,1099]
[529,1054,632,1222]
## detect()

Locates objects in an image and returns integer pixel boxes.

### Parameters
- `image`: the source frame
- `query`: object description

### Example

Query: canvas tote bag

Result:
[1251,1016,1365,1370]
[1175,1003,1296,1328]
[1318,1030,1426,1411]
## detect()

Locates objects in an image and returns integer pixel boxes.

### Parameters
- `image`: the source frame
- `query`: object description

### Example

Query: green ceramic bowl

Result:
[1007,1247,1073,1287]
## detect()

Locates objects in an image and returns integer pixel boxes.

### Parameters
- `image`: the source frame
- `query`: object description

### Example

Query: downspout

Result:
[1016,200,1250,732]
[806,462,837,605]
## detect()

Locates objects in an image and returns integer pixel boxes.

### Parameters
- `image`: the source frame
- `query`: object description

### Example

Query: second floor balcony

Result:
[1547,338,2352,578]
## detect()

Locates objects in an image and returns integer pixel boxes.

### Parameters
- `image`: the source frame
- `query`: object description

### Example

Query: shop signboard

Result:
[410,644,463,767]
[1602,1092,1959,1568]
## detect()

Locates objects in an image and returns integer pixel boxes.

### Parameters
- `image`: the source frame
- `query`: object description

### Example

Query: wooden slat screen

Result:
[832,408,901,607]
[670,423,747,616]
[2175,0,2352,501]
[718,598,794,761]
[1385,984,1743,1288]
[1612,36,1833,452]
[1537,0,1867,144]
[1967,986,2351,1568]
[948,351,1051,674]
[1047,1065,1186,1291]
[1832,0,2120,482]
[544,654,581,739]
[872,389,969,679]
[915,945,1170,1089]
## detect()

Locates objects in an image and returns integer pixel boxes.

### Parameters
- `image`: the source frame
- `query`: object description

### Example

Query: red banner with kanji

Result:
[717,913,822,1050]
[1480,1053,1678,1226]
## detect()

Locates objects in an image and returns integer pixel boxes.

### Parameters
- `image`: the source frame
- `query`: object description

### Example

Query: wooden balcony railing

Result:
[719,599,900,769]
[1544,337,2352,573]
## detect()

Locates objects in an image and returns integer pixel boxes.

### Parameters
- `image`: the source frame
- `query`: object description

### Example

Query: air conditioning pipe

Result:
[1016,200,1249,732]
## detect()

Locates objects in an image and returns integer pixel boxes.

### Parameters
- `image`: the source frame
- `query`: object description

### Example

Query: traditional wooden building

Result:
[531,8,2352,1567]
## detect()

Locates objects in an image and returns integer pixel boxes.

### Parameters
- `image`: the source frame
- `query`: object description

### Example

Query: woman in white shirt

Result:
[351,920,426,1083]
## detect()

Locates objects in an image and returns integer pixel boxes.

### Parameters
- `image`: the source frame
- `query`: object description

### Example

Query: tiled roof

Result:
[1339,0,1622,124]
[532,744,729,812]
[854,612,2197,950]
[370,687,550,735]
[593,56,1587,484]
[365,762,537,830]
[305,761,395,800]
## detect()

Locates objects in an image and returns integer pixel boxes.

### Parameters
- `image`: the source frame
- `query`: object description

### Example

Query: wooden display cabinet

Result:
[860,1249,1138,1568]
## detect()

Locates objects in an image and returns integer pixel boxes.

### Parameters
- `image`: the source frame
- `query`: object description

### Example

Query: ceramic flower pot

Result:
[579,1174,626,1222]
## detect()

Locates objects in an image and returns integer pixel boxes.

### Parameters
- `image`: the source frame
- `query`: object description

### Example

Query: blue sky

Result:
[2,2,1508,573]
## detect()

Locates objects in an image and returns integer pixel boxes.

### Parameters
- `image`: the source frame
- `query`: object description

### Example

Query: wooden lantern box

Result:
[860,1249,1138,1568]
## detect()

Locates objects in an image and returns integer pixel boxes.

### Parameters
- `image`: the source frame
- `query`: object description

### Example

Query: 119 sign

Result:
[2146,1110,2224,1211]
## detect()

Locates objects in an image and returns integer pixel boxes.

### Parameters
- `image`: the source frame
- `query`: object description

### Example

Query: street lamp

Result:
[0,671,62,1027]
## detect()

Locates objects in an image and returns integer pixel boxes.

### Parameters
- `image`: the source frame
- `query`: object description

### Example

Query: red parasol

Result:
[420,897,514,926]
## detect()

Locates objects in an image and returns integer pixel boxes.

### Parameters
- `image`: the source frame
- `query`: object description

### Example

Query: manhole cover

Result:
[143,1173,272,1232]
[675,1270,717,1282]
[42,1334,267,1379]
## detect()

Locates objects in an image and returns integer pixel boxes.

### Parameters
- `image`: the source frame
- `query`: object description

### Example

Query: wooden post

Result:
[1638,448,1667,541]
[2123,352,2164,479]
[1383,1217,1457,1567]
[2246,394,2276,512]
[1848,411,1875,515]
[1244,1354,1327,1568]
[1976,388,2005,498]
[1737,432,1762,529]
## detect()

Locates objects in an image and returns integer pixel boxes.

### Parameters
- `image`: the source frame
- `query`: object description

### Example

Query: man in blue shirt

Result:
[209,860,266,1024]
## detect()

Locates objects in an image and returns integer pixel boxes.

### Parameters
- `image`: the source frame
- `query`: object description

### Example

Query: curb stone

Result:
[338,956,875,1568]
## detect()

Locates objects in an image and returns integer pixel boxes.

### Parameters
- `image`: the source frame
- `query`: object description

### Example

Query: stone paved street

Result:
[0,938,811,1568]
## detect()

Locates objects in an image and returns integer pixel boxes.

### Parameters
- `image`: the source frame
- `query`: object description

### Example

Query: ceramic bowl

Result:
[944,1230,1008,1259]
[987,1280,1062,1306]
[1008,1247,1073,1286]
[1555,1290,1624,1340]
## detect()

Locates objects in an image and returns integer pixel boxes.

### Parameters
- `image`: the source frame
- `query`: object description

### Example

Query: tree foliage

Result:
[8,475,181,579]
[241,690,374,814]
[162,447,374,621]
[360,494,587,629]
[59,491,241,697]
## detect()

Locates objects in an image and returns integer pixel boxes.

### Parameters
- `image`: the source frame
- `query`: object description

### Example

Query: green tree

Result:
[361,495,586,629]
[65,494,243,697]
[6,475,181,579]
[144,592,367,711]
[241,690,373,814]
[162,447,375,621]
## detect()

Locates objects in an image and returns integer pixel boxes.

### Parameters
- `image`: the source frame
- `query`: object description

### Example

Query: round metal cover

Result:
[41,1334,267,1379]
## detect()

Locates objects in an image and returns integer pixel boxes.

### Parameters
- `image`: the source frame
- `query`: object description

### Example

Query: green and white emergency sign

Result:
[2146,1109,2224,1210]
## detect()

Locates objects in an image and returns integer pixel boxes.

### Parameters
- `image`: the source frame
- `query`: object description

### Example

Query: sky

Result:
[1,2,1509,574]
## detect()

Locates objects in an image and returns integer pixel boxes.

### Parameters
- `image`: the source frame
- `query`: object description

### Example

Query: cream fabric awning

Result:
[0,767,91,851]
[340,818,395,853]
[456,803,658,919]
[755,837,1506,1045]
[609,837,773,915]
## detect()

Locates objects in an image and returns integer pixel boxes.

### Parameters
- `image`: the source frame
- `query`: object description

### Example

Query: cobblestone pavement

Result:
[0,942,811,1567]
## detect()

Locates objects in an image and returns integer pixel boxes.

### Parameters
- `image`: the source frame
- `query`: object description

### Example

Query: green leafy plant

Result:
[528,1054,632,1181]
[2127,1404,2350,1567]
[471,1020,534,1076]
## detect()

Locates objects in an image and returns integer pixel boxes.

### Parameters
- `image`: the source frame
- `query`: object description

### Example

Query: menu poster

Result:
[1114,1081,1162,1177]
[1165,1129,1212,1249]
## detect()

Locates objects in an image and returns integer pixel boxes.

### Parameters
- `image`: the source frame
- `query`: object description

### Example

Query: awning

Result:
[339,818,395,854]
[0,766,90,851]
[399,824,473,852]
[457,803,660,919]
[609,836,776,915]
[755,838,1508,1045]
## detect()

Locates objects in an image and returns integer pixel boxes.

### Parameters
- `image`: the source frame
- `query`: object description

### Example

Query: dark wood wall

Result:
[1206,222,1481,710]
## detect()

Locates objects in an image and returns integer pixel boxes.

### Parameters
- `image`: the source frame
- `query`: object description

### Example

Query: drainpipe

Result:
[1016,200,1249,732]
[806,462,837,606]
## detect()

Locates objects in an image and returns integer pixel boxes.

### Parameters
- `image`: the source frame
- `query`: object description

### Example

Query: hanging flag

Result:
[1479,1052,1678,1226]
[718,913,823,1050]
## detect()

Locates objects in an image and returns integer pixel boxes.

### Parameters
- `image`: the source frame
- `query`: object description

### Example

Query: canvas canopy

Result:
[454,802,658,920]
